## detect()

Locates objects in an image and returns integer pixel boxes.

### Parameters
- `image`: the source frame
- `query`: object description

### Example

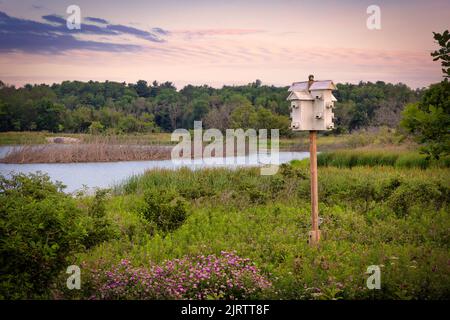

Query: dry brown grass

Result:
[0,143,172,163]
[0,141,255,164]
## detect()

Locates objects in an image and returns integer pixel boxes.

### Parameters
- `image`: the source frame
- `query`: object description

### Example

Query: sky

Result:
[0,0,449,89]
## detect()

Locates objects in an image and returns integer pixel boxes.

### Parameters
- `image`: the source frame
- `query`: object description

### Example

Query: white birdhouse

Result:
[287,75,337,131]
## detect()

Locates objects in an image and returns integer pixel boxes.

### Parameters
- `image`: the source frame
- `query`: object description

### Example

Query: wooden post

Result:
[309,130,320,245]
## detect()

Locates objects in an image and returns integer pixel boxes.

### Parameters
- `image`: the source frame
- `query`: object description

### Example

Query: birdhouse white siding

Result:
[287,78,337,131]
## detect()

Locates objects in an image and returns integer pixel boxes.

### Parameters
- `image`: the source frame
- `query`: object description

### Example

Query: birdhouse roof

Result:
[287,91,314,101]
[288,80,336,92]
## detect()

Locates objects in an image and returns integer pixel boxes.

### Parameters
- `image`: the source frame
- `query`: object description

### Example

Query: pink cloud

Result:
[171,28,265,38]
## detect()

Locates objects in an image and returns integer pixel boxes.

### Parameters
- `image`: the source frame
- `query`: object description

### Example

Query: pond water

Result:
[0,146,309,193]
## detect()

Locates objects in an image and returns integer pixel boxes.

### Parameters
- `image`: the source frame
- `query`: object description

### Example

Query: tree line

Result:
[0,78,423,136]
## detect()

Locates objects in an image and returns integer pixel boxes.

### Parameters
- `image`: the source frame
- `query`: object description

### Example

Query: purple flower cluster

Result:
[92,251,271,300]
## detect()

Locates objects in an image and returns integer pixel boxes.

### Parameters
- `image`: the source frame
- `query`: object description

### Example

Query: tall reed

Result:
[0,143,172,163]
[317,150,449,169]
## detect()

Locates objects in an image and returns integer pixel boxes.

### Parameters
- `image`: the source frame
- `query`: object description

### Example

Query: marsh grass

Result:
[3,164,446,299]
[318,150,449,169]
[0,134,260,163]
[0,143,172,163]
[65,164,450,300]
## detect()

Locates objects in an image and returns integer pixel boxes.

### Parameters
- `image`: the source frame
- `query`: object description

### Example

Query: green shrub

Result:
[387,180,447,217]
[142,189,188,232]
[178,178,216,200]
[0,173,114,299]
[83,190,118,248]
[280,163,308,179]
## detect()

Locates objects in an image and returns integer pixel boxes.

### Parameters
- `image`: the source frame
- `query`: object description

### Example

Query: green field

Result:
[70,164,450,299]
[3,157,448,299]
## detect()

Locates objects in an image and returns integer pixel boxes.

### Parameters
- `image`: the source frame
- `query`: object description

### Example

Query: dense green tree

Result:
[191,98,209,120]
[431,30,450,79]
[334,81,419,131]
[135,80,150,98]
[118,115,140,133]
[35,100,64,132]
[88,121,104,134]
[230,106,257,130]
[71,106,93,132]
[401,81,450,159]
